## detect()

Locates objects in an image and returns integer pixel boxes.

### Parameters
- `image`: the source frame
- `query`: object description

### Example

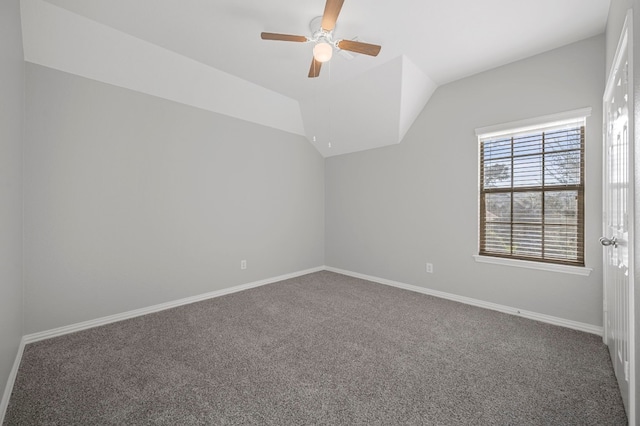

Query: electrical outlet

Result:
[240,260,247,270]
[426,263,433,273]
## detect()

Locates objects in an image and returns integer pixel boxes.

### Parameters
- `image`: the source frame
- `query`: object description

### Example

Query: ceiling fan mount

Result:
[308,16,337,48]
[260,0,381,78]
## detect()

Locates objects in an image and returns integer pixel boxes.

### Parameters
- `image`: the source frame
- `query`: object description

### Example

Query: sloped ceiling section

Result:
[20,0,306,137]
[399,57,437,142]
[299,56,436,157]
[20,0,435,157]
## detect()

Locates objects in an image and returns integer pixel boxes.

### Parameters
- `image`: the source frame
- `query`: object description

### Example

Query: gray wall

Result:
[0,0,24,405]
[326,35,605,326]
[24,64,325,334]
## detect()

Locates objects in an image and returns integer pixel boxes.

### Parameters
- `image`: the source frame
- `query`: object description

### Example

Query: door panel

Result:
[603,10,634,423]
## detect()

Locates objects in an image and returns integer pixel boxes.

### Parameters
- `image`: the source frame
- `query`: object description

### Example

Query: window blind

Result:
[479,121,585,266]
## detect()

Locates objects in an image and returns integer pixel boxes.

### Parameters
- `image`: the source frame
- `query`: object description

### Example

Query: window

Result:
[476,111,588,267]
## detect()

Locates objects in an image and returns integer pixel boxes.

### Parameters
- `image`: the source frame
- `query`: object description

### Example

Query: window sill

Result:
[473,255,592,276]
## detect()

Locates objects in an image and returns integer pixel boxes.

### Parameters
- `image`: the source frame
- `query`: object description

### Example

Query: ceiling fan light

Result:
[313,42,333,63]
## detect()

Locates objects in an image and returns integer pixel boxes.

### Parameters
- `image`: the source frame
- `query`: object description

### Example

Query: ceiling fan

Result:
[260,0,382,78]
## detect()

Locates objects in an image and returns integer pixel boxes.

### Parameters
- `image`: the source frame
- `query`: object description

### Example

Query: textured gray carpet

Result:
[4,271,627,425]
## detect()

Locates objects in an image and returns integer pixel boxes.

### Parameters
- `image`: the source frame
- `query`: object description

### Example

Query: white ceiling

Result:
[23,0,610,156]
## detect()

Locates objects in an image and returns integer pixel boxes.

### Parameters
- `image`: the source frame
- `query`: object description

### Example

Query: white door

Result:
[602,10,635,423]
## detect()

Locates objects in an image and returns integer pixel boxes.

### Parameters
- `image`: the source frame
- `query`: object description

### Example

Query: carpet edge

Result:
[22,266,325,345]
[0,336,26,424]
[325,266,603,336]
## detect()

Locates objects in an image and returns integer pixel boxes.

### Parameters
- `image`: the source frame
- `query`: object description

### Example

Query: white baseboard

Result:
[23,266,325,345]
[0,337,27,425]
[325,266,603,336]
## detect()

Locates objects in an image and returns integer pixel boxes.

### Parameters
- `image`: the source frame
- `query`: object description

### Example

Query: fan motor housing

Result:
[309,16,334,43]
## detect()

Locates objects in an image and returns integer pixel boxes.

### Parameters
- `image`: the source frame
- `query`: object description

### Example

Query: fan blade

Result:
[308,57,322,78]
[336,40,381,56]
[261,32,307,42]
[321,0,344,31]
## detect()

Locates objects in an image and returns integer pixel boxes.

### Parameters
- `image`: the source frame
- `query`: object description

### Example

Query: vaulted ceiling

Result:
[21,0,610,157]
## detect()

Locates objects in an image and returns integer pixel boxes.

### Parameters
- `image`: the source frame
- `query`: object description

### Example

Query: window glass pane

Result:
[513,155,542,187]
[483,159,511,189]
[513,192,542,223]
[544,225,579,261]
[544,128,582,153]
[485,193,511,222]
[513,225,542,257]
[484,223,511,254]
[513,133,542,156]
[545,191,578,225]
[483,138,511,160]
[544,151,581,185]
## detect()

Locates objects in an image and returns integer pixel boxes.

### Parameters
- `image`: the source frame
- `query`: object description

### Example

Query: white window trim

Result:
[473,255,592,276]
[475,107,592,273]
[475,107,592,138]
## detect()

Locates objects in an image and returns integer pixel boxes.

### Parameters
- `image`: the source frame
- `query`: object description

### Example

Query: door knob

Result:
[599,236,618,248]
